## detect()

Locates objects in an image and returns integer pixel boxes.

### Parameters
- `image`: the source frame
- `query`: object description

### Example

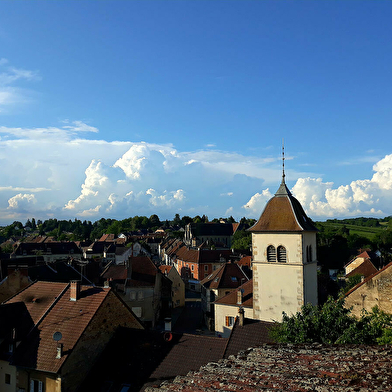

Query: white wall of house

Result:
[215,304,253,338]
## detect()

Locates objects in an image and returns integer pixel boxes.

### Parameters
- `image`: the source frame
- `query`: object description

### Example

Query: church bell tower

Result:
[249,148,318,321]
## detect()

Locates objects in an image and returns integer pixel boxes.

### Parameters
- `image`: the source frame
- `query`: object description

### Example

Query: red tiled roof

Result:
[102,265,128,280]
[5,281,68,324]
[249,182,317,232]
[200,263,248,289]
[215,279,253,307]
[130,256,158,276]
[346,261,392,296]
[7,282,112,373]
[148,334,227,382]
[146,344,392,391]
[159,265,173,275]
[223,318,274,358]
[346,258,378,279]
[236,255,251,267]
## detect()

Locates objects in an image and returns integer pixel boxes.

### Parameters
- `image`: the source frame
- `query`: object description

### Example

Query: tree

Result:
[173,214,181,226]
[231,229,252,251]
[270,297,392,345]
[149,214,161,228]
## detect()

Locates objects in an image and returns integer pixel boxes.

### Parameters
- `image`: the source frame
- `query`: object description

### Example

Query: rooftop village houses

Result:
[1,170,392,391]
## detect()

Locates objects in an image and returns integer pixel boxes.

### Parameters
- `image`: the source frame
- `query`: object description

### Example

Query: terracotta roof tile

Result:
[215,279,253,307]
[159,265,173,275]
[223,318,274,358]
[346,258,378,278]
[147,344,392,391]
[249,182,317,232]
[10,283,111,373]
[5,281,68,324]
[201,263,248,289]
[130,256,158,277]
[345,261,392,296]
[102,264,128,280]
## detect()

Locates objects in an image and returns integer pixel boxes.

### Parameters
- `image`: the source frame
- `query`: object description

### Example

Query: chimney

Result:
[238,307,245,327]
[237,289,243,305]
[70,280,81,301]
[56,343,63,359]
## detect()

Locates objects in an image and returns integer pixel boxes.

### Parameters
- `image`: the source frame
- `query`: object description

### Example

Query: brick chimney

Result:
[70,280,81,301]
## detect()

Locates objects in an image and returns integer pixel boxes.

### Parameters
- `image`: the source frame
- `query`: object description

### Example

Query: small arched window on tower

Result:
[267,245,277,262]
[306,245,309,262]
[309,245,312,262]
[277,246,287,263]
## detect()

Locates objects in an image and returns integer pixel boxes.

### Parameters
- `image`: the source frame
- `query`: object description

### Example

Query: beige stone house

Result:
[345,261,392,318]
[159,265,185,308]
[214,279,253,337]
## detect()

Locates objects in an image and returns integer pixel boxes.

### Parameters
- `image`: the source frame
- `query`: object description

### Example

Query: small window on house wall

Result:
[309,245,313,262]
[277,246,287,263]
[204,265,208,272]
[191,265,194,271]
[267,245,276,262]
[130,291,136,300]
[225,316,235,327]
[138,291,144,300]
[30,380,43,392]
[5,373,11,384]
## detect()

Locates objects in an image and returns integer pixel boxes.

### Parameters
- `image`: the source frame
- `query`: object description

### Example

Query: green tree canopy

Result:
[271,297,392,345]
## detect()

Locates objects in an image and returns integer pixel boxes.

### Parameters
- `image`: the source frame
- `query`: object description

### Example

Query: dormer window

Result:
[277,246,287,263]
[267,245,276,262]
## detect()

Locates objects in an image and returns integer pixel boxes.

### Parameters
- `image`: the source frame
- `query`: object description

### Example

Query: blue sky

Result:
[1,1,392,224]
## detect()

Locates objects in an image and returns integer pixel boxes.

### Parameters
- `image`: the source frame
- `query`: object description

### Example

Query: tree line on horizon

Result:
[0,214,255,244]
[1,215,392,264]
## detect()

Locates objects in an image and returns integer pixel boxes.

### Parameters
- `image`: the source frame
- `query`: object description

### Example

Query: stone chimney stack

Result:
[238,307,245,327]
[70,280,81,301]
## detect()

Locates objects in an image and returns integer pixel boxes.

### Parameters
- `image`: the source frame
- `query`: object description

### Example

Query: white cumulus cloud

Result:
[7,193,36,210]
[2,120,392,224]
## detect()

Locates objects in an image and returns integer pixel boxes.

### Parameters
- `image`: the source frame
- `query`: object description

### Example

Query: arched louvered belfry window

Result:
[267,245,277,262]
[306,245,309,263]
[277,245,287,263]
[309,245,313,262]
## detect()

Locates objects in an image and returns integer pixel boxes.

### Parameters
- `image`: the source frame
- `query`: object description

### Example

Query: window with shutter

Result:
[267,245,276,262]
[277,246,287,263]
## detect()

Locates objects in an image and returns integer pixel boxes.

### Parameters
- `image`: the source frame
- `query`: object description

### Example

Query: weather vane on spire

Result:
[282,138,285,183]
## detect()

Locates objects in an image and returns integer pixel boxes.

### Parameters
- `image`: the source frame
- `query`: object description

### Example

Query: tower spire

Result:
[275,139,291,196]
[282,139,285,184]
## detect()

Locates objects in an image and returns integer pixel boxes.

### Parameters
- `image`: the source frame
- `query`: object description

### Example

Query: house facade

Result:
[184,222,239,248]
[200,262,249,330]
[214,279,254,337]
[159,265,185,308]
[345,262,392,318]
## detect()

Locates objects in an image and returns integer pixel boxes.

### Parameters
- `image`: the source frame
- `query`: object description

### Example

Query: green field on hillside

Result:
[316,221,385,241]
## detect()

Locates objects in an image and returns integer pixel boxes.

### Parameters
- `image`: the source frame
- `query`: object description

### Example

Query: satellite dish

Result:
[53,332,62,342]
